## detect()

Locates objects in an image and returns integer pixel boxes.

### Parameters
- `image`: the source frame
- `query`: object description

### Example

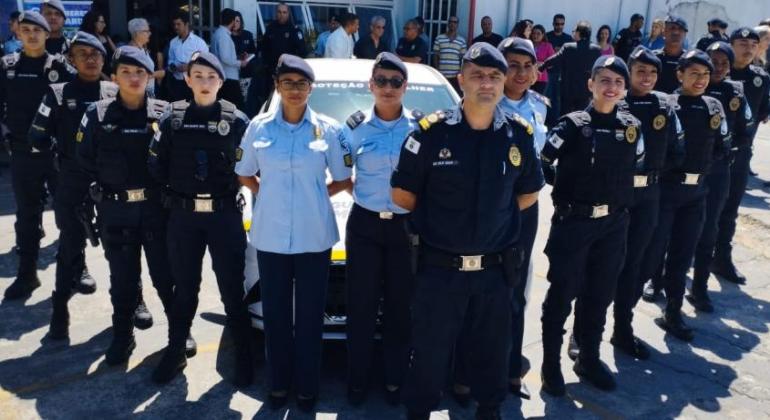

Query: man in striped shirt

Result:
[433,16,467,93]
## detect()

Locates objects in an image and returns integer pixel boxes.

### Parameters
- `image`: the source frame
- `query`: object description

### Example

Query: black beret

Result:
[707,18,728,29]
[591,55,630,83]
[42,0,66,17]
[665,16,688,32]
[18,11,50,32]
[275,54,315,81]
[497,37,536,63]
[373,52,407,79]
[628,46,662,72]
[706,41,735,65]
[462,42,508,74]
[730,27,760,42]
[71,31,107,55]
[189,50,225,80]
[678,49,714,72]
[112,46,155,74]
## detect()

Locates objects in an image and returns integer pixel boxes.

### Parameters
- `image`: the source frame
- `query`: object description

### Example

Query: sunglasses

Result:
[373,76,405,89]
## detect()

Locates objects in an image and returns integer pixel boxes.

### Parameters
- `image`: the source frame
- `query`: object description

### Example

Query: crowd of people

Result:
[2,1,770,419]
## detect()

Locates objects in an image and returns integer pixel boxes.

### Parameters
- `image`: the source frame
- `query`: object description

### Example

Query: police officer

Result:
[150,51,252,387]
[235,54,351,411]
[712,28,770,284]
[341,53,419,406]
[641,50,730,341]
[28,32,115,338]
[540,56,644,395]
[41,0,70,55]
[696,18,730,52]
[392,43,543,420]
[258,3,306,101]
[654,16,689,93]
[689,41,753,312]
[1,11,75,300]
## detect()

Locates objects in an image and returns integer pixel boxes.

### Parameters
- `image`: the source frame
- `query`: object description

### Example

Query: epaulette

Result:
[1,52,19,69]
[410,108,425,121]
[703,95,723,116]
[564,111,591,127]
[49,83,65,106]
[528,90,551,107]
[170,100,190,124]
[95,98,117,122]
[617,109,641,127]
[749,64,769,77]
[99,81,118,99]
[417,110,447,131]
[724,79,744,97]
[345,110,365,129]
[147,98,170,120]
[219,99,237,122]
[508,111,534,135]
[650,90,672,111]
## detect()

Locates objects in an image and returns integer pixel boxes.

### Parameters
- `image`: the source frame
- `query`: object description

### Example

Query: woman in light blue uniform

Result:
[235,54,351,412]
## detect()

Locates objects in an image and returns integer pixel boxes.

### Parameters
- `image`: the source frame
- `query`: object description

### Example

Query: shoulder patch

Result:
[509,112,534,135]
[346,110,366,129]
[1,52,20,69]
[528,90,551,107]
[703,95,723,116]
[49,83,65,105]
[147,98,171,120]
[616,110,640,127]
[417,110,447,131]
[95,98,117,122]
[99,81,119,99]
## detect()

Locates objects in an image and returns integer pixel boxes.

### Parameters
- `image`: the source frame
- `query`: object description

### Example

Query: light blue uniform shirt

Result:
[341,107,419,214]
[499,90,549,151]
[235,106,352,254]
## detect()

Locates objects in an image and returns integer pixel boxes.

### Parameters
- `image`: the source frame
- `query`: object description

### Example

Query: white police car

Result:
[243,58,460,339]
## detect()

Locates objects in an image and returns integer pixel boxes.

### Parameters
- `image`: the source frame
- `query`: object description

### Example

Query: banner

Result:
[22,0,93,36]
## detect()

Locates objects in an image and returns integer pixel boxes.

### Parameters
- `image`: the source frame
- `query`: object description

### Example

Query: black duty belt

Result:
[353,203,407,220]
[554,202,621,219]
[163,192,236,213]
[420,244,504,272]
[661,171,704,186]
[102,187,159,203]
[633,171,660,188]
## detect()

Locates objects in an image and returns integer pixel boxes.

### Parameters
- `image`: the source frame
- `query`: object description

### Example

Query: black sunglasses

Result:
[373,76,405,89]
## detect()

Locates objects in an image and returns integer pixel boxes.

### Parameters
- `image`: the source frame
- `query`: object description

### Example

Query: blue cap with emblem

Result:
[730,27,760,42]
[591,55,630,83]
[677,49,714,72]
[112,46,155,74]
[707,18,728,29]
[275,54,315,82]
[462,42,508,74]
[189,50,225,80]
[373,52,408,79]
[497,37,536,63]
[18,11,50,33]
[706,41,734,65]
[665,15,688,32]
[628,46,662,73]
[71,31,107,56]
[42,0,66,17]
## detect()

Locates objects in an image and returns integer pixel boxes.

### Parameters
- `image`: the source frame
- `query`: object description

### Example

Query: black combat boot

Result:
[567,333,580,361]
[105,315,136,365]
[185,334,197,357]
[709,254,746,285]
[610,329,650,360]
[152,346,187,384]
[686,276,714,313]
[641,280,663,302]
[654,304,694,341]
[4,262,40,300]
[133,294,153,330]
[47,290,70,340]
[540,359,565,397]
[74,264,96,294]
[573,356,616,391]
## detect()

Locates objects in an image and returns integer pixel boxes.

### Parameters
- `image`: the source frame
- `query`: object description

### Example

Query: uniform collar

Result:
[446,101,510,131]
[364,105,410,127]
[273,104,319,129]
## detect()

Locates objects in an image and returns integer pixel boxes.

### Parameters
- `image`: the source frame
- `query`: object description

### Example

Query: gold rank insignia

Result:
[653,115,666,131]
[509,145,521,167]
[76,131,84,143]
[427,113,439,124]
[625,126,637,144]
[710,114,721,130]
[418,117,431,131]
[729,97,740,111]
[235,147,243,162]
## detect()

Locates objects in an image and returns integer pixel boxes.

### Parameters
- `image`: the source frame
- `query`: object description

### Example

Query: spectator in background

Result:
[262,2,307,73]
[531,24,554,93]
[414,16,431,49]
[3,11,23,54]
[547,14,572,51]
[232,12,257,59]
[42,0,69,54]
[613,13,644,60]
[167,12,208,101]
[433,16,466,92]
[597,25,614,55]
[510,20,533,39]
[396,19,428,64]
[643,18,666,50]
[653,16,688,93]
[211,8,248,108]
[314,15,339,57]
[755,25,770,70]
[325,12,358,58]
[354,15,390,59]
[128,18,165,96]
[80,10,116,62]
[545,13,573,116]
[695,18,729,51]
[472,16,503,46]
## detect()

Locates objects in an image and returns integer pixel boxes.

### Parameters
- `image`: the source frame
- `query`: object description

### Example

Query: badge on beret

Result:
[581,126,593,137]
[235,147,243,162]
[48,70,59,82]
[685,50,697,58]
[207,121,217,133]
[625,126,638,144]
[710,114,721,130]
[191,51,201,61]
[742,29,750,38]
[653,114,666,130]
[605,56,616,65]
[470,46,481,59]
[730,97,740,111]
[217,120,230,136]
[754,76,763,87]
[439,148,451,159]
[508,145,521,167]
[171,118,183,130]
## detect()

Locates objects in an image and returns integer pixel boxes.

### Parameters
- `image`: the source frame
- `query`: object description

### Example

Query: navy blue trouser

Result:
[715,147,751,262]
[693,157,732,286]
[345,204,413,389]
[257,248,331,397]
[53,167,90,295]
[403,264,512,414]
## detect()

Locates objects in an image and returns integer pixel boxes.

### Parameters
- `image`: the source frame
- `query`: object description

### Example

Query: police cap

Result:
[189,50,225,80]
[665,15,689,32]
[71,31,107,56]
[706,41,735,65]
[730,27,760,42]
[591,55,630,83]
[497,37,537,63]
[275,54,315,81]
[18,11,50,32]
[42,0,66,17]
[707,18,728,29]
[373,52,407,79]
[112,46,155,74]
[678,49,714,72]
[462,42,508,75]
[628,46,662,73]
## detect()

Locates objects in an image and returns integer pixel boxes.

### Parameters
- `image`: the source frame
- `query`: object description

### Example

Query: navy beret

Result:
[591,55,630,83]
[42,0,66,17]
[678,49,714,72]
[497,37,537,63]
[462,42,508,74]
[730,27,760,42]
[707,18,728,29]
[18,11,50,32]
[189,50,225,80]
[706,41,735,65]
[275,54,315,81]
[373,52,407,79]
[628,46,662,72]
[112,46,155,73]
[666,16,688,32]
[71,31,106,55]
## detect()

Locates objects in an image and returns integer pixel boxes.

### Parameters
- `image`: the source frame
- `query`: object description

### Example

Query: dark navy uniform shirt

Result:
[730,64,770,136]
[706,79,753,150]
[622,91,683,174]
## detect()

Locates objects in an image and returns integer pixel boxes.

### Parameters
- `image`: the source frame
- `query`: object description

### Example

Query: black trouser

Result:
[345,204,414,389]
[218,79,245,111]
[166,206,250,350]
[541,210,628,363]
[257,248,330,397]
[98,199,174,336]
[9,150,57,274]
[53,169,89,295]
[403,263,512,414]
[694,157,732,286]
[715,147,751,263]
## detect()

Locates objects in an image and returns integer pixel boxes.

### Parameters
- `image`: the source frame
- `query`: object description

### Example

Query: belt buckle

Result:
[379,211,394,220]
[125,188,146,202]
[459,255,483,271]
[194,198,214,213]
[633,175,648,188]
[590,205,609,219]
[683,173,700,185]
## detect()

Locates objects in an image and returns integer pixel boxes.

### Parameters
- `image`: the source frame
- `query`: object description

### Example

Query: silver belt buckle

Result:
[633,175,648,188]
[683,173,700,185]
[459,255,483,271]
[125,188,146,202]
[379,211,394,220]
[194,198,214,213]
[591,205,609,219]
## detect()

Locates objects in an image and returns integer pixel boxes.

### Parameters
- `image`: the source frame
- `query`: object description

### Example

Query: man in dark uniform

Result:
[391,43,543,420]
[539,56,644,395]
[613,13,645,61]
[395,19,428,64]
[539,20,602,114]
[696,18,730,51]
[42,0,70,55]
[688,41,752,312]
[258,3,306,105]
[150,51,253,387]
[712,28,770,285]
[28,32,115,338]
[653,16,689,93]
[1,11,76,300]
